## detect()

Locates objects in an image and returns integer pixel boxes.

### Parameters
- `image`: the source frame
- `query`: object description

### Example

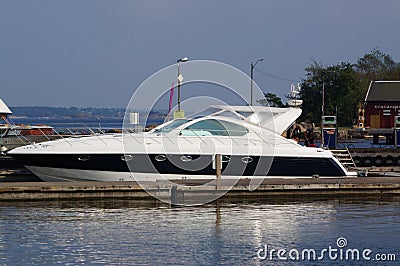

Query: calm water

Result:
[0,196,399,265]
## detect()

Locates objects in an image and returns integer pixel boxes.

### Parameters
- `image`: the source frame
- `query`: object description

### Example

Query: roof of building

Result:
[365,81,400,102]
[0,99,12,115]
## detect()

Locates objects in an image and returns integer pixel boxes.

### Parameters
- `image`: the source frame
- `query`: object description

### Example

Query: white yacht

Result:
[8,105,355,182]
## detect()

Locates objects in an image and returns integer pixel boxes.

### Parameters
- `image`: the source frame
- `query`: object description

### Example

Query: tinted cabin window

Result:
[182,119,248,136]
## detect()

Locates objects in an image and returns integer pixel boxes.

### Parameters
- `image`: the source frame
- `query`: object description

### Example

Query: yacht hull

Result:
[26,166,348,182]
[14,153,348,182]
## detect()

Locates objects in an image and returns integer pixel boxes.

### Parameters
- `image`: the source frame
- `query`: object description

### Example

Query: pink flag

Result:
[168,82,174,114]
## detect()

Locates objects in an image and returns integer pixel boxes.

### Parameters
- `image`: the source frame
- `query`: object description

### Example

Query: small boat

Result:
[287,99,303,107]
[1,99,56,152]
[287,83,303,107]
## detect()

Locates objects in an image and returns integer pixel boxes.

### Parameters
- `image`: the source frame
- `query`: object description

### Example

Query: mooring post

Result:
[216,154,222,191]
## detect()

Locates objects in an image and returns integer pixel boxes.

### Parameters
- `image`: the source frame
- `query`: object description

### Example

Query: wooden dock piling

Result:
[215,154,222,191]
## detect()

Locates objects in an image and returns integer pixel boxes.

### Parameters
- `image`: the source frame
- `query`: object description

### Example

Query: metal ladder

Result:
[330,148,356,170]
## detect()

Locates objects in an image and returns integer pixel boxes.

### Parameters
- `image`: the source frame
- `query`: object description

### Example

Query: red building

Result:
[364,81,400,128]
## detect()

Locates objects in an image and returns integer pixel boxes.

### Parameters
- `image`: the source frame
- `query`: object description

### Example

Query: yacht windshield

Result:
[181,119,248,136]
[154,119,191,133]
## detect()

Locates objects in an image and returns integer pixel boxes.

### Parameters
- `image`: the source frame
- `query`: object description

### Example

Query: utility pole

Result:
[250,58,263,105]
[322,79,325,117]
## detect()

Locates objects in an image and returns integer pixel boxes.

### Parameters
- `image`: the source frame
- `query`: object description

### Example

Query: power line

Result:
[254,67,300,83]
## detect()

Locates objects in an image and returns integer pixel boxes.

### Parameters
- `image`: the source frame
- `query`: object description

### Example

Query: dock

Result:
[2,153,400,203]
[1,177,400,203]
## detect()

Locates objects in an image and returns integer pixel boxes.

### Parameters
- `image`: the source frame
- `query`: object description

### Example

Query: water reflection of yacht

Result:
[8,105,355,182]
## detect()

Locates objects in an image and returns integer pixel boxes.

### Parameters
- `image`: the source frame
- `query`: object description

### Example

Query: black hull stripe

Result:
[11,154,346,177]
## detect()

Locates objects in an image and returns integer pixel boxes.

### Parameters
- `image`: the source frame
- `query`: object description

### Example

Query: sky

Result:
[1,0,400,110]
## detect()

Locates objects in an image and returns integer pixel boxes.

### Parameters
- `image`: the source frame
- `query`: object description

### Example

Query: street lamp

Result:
[177,57,188,111]
[250,58,263,105]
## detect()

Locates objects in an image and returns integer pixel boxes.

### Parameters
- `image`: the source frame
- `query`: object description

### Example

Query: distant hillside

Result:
[10,106,126,118]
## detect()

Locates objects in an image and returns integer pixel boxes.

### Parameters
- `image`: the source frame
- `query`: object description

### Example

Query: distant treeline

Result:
[9,106,167,121]
[10,106,126,118]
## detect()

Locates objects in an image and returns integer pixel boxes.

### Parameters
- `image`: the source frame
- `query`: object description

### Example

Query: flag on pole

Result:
[168,82,174,114]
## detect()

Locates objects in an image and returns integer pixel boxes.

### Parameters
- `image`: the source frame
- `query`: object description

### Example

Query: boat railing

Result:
[51,124,126,146]
[3,122,285,149]
[35,127,52,142]
[51,128,73,146]
[3,123,126,149]
[54,122,123,135]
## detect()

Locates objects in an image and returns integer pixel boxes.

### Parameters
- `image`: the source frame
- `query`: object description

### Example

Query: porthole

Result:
[241,156,253,164]
[155,155,167,162]
[78,155,90,161]
[121,155,133,161]
[222,155,231,163]
[180,155,192,162]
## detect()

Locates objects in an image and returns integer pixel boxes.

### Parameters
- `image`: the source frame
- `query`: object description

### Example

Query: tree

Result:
[300,61,361,126]
[257,93,285,107]
[355,48,400,90]
[356,48,398,77]
[276,49,400,127]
